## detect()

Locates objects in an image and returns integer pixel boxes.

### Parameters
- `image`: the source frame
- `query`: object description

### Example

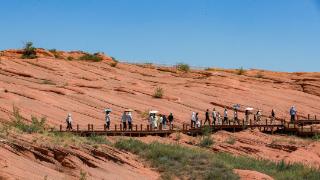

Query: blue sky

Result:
[1,0,320,72]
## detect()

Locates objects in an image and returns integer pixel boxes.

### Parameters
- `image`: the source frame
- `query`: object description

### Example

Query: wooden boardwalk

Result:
[56,114,319,137]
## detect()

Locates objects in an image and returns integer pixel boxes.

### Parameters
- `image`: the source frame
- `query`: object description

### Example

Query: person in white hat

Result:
[66,113,73,130]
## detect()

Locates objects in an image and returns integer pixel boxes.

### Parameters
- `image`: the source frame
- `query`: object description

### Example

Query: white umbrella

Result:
[104,108,112,112]
[149,110,159,114]
[245,107,254,111]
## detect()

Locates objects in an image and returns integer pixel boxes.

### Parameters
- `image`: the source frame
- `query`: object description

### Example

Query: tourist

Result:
[168,113,174,129]
[256,110,262,124]
[196,113,201,128]
[162,114,167,129]
[271,109,275,124]
[245,109,249,125]
[223,108,228,124]
[212,108,217,125]
[105,109,111,130]
[66,113,73,130]
[191,112,196,128]
[204,109,210,125]
[121,112,127,130]
[234,110,239,125]
[290,106,297,122]
[149,113,154,129]
[217,112,222,125]
[152,113,158,129]
[127,112,133,130]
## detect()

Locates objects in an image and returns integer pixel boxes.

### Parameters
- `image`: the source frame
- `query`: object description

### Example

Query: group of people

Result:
[148,112,174,129]
[65,105,298,130]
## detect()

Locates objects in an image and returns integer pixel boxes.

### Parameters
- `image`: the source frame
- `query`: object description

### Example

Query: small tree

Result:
[21,42,37,59]
[176,63,190,72]
[153,87,164,98]
[236,67,246,75]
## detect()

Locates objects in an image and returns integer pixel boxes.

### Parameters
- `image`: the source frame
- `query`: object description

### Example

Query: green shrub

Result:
[79,53,102,62]
[114,139,238,179]
[153,87,164,98]
[10,106,46,133]
[67,56,74,61]
[111,56,118,62]
[176,63,190,72]
[80,170,87,180]
[41,79,56,85]
[199,136,214,148]
[86,134,110,145]
[236,67,246,75]
[21,42,37,59]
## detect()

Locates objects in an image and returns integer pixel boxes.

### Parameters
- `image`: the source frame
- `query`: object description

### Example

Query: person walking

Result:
[271,109,275,124]
[162,114,167,129]
[217,112,222,125]
[152,113,158,129]
[234,110,239,125]
[105,110,111,130]
[223,108,228,124]
[121,112,127,130]
[127,112,133,130]
[191,112,196,128]
[245,109,249,125]
[196,113,201,128]
[212,108,217,125]
[168,113,174,129]
[149,113,154,129]
[66,113,73,130]
[256,110,262,124]
[290,106,297,122]
[204,109,210,125]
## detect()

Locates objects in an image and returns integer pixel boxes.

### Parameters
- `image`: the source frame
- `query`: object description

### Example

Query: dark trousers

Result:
[106,121,110,130]
[67,122,72,130]
[128,121,132,130]
[223,117,228,124]
[191,121,196,128]
[122,122,127,130]
[204,117,210,125]
[291,115,295,122]
[212,117,216,125]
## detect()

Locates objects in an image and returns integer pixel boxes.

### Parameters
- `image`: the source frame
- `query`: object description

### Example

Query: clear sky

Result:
[1,0,320,72]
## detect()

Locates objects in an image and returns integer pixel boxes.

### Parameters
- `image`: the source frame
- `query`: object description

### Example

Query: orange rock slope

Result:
[0,49,319,128]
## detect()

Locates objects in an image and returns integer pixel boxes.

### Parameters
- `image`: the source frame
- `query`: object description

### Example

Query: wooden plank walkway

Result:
[54,114,319,137]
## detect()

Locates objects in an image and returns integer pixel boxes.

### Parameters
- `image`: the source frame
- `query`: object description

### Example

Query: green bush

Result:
[10,106,46,133]
[176,63,190,72]
[255,71,264,78]
[21,42,37,59]
[67,56,74,61]
[79,53,102,62]
[236,67,246,75]
[225,136,236,145]
[114,138,238,179]
[153,87,164,98]
[86,134,110,145]
[199,136,214,148]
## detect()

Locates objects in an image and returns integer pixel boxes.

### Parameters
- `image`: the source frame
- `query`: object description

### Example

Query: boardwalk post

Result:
[115,124,117,131]
[311,125,313,133]
[88,124,90,131]
[265,119,267,131]
[315,115,317,120]
[141,124,143,131]
[183,124,185,131]
[77,124,79,132]
[147,125,149,131]
[91,124,94,131]
[308,114,310,120]
[60,124,62,132]
[190,120,193,128]
[120,124,122,131]
[104,124,106,131]
[136,124,138,131]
